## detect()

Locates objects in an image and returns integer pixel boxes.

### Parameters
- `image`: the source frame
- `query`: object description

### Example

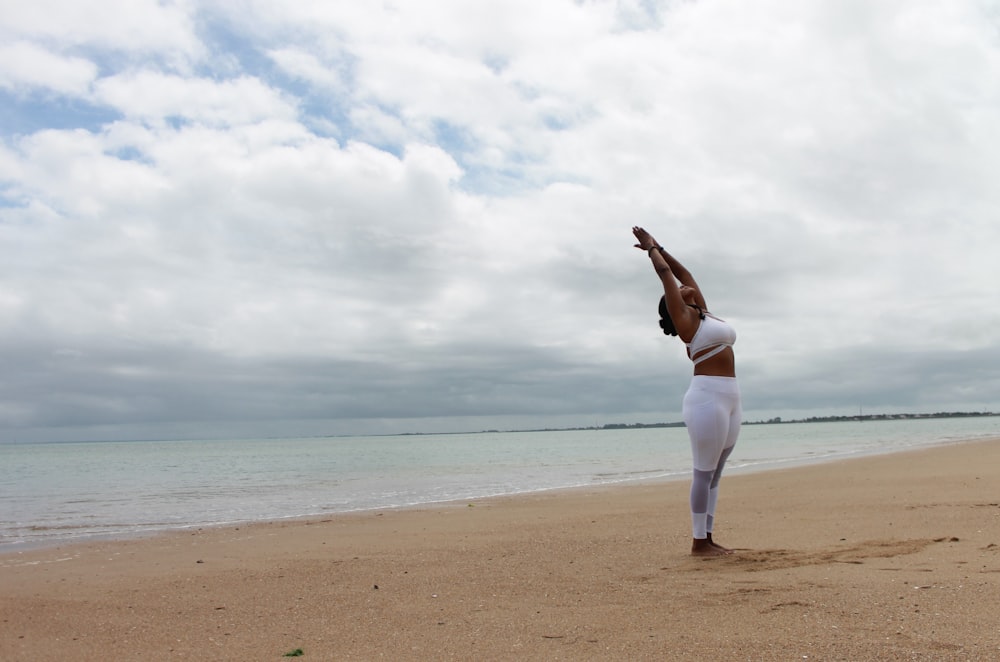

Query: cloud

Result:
[92,72,300,126]
[0,42,98,95]
[0,0,202,59]
[266,48,349,95]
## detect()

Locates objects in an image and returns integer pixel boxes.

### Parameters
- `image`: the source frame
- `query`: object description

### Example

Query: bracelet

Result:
[647,245,662,254]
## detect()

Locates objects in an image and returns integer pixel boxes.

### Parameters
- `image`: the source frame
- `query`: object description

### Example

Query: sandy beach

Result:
[3,438,1000,661]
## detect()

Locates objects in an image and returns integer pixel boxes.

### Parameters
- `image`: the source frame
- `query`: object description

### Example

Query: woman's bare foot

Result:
[706,532,734,554]
[691,538,729,557]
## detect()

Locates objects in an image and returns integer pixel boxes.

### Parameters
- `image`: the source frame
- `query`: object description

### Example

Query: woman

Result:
[632,226,741,557]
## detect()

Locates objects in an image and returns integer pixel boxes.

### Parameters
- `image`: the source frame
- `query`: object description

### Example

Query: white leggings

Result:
[682,376,741,539]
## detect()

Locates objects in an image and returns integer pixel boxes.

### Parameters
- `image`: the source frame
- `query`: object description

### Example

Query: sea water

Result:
[1,416,998,552]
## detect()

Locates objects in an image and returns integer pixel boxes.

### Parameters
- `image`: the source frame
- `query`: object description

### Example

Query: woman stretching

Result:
[632,226,741,557]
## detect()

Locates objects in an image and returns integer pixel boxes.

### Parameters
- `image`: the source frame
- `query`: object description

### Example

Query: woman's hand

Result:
[632,226,658,251]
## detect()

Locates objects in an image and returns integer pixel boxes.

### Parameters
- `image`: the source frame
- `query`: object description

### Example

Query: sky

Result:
[2,0,1000,442]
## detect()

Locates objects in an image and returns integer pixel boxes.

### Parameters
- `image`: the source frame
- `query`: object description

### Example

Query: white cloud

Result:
[92,72,299,126]
[0,41,97,95]
[0,0,201,61]
[348,104,410,147]
[266,48,347,94]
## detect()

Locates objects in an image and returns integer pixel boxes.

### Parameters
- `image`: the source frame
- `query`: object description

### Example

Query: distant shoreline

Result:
[5,411,996,445]
[402,410,1000,436]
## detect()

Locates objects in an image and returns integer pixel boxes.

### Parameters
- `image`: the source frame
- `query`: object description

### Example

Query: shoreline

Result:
[3,437,1000,659]
[3,433,987,557]
[2,433,992,558]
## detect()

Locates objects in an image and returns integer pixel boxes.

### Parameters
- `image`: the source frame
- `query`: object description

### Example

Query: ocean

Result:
[2,416,998,552]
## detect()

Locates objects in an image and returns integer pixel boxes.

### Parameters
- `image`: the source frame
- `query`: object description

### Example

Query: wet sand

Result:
[3,438,1000,661]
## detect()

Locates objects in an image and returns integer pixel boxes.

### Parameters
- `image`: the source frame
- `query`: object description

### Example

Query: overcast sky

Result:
[2,0,999,442]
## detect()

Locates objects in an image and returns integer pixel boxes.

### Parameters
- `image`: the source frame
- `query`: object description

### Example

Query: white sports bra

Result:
[686,313,736,365]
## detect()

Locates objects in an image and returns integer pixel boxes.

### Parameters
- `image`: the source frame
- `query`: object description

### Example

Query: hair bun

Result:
[657,295,678,336]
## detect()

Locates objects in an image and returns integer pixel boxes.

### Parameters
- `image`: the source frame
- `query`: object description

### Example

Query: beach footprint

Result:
[675,537,951,572]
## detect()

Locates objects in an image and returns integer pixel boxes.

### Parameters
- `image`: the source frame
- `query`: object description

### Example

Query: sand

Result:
[3,438,1000,661]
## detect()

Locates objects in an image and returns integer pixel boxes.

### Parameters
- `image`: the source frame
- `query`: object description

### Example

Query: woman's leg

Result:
[706,390,741,549]
[683,383,729,549]
[689,468,715,540]
[705,444,736,535]
[683,379,741,555]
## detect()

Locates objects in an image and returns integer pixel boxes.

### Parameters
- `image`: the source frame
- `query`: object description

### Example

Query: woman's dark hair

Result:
[658,294,705,336]
[658,296,677,336]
